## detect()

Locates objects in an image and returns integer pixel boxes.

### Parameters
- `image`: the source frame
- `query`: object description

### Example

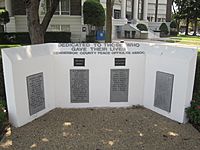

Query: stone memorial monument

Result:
[1,43,197,127]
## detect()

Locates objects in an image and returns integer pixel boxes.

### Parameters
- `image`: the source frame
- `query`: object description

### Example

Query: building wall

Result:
[100,0,168,22]
[0,1,5,8]
[11,0,26,15]
[71,0,81,15]
[148,0,167,22]
[5,0,171,41]
[5,0,82,42]
[6,15,82,42]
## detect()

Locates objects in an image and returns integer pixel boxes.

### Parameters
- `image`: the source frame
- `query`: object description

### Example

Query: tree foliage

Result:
[0,10,10,32]
[0,10,10,25]
[83,0,105,34]
[173,0,200,35]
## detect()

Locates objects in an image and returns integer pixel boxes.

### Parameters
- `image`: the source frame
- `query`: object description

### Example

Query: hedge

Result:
[170,30,178,36]
[193,52,200,99]
[136,23,148,31]
[0,56,6,101]
[170,21,177,29]
[159,23,169,37]
[0,32,71,44]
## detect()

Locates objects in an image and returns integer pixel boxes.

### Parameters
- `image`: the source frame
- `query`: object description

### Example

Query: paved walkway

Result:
[114,38,199,49]
[0,107,200,149]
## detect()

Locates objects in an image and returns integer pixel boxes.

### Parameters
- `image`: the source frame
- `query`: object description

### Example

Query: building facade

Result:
[4,0,172,42]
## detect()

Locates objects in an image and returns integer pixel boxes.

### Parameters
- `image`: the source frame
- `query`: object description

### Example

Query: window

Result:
[45,0,70,15]
[61,25,70,32]
[49,25,60,31]
[126,12,132,21]
[114,10,121,19]
[49,25,70,32]
[55,0,70,15]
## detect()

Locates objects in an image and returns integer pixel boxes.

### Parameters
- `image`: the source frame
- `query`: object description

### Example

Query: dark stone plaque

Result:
[27,72,45,116]
[74,58,85,67]
[110,69,129,102]
[115,58,126,66]
[70,69,89,103]
[154,71,174,112]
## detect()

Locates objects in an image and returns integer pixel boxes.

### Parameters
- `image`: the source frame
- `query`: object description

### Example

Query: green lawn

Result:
[169,35,200,47]
[0,44,21,56]
[0,44,21,49]
[0,9,6,13]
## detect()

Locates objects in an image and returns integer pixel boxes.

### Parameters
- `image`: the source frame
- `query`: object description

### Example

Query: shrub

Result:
[136,23,148,31]
[0,10,10,29]
[170,21,177,29]
[170,21,178,36]
[159,23,169,36]
[0,56,6,101]
[44,32,71,43]
[0,32,71,44]
[186,52,200,126]
[193,53,200,96]
[0,100,7,129]
[186,99,200,125]
[170,31,178,36]
[86,35,96,43]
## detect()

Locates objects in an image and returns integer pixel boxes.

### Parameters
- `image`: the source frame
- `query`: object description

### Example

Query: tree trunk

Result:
[24,0,59,44]
[4,24,7,32]
[193,18,197,36]
[141,0,144,20]
[26,0,44,44]
[155,0,158,22]
[176,19,180,33]
[185,17,189,35]
[106,0,112,43]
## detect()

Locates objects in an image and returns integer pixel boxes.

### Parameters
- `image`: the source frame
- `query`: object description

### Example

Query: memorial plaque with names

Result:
[110,69,129,102]
[70,69,89,103]
[154,71,174,112]
[115,58,126,66]
[74,58,85,67]
[26,72,45,116]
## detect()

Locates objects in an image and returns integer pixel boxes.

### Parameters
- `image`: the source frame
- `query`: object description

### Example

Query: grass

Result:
[0,44,21,56]
[168,35,200,47]
[0,44,21,49]
[0,9,6,13]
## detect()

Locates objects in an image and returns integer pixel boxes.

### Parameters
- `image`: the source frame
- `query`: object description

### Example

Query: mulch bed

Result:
[0,122,9,141]
[192,124,200,132]
[1,108,200,150]
[0,125,6,141]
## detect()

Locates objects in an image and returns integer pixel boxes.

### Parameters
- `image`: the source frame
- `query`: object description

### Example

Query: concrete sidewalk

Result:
[114,38,199,49]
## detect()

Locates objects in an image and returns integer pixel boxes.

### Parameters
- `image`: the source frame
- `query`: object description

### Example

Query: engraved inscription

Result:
[70,69,89,103]
[154,71,174,112]
[27,72,45,116]
[110,69,129,102]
